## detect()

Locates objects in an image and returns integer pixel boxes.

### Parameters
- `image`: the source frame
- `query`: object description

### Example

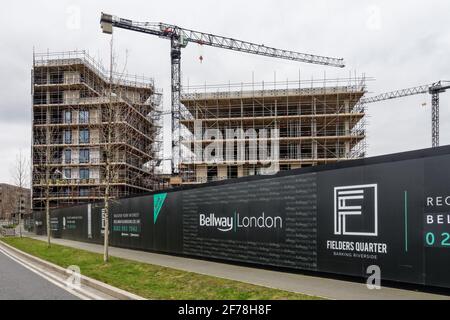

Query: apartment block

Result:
[0,183,31,220]
[32,51,162,210]
[179,79,366,184]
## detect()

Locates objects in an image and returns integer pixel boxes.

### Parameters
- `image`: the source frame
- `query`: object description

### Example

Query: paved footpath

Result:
[0,247,78,300]
[31,236,450,300]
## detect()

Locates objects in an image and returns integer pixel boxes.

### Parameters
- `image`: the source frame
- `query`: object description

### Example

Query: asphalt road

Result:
[0,249,78,300]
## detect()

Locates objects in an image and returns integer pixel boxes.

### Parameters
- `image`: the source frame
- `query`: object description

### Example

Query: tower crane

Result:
[361,81,450,148]
[100,13,345,174]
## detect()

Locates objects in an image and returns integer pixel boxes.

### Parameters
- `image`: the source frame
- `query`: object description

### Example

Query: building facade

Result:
[32,51,162,211]
[179,79,366,184]
[0,184,31,221]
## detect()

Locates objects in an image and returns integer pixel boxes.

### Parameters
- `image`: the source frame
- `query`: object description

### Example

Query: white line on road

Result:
[0,245,104,300]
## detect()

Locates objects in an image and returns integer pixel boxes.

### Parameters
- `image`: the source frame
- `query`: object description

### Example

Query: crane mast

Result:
[361,81,450,148]
[100,13,345,174]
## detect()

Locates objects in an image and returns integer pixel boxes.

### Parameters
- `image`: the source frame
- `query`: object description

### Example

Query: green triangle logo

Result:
[154,193,167,224]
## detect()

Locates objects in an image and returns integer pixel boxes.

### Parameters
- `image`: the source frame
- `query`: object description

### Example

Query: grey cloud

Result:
[0,0,449,180]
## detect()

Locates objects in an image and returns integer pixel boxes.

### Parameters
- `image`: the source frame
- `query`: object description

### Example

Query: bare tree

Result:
[101,36,161,262]
[103,36,114,262]
[11,150,30,237]
[11,151,29,188]
[103,35,128,262]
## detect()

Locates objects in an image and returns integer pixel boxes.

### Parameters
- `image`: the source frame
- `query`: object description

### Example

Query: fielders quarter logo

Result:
[334,184,378,237]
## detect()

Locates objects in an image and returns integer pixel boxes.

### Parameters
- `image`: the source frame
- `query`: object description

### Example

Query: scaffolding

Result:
[32,50,164,211]
[179,76,368,184]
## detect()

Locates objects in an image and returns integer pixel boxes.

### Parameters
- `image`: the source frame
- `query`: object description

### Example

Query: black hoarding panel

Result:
[59,205,88,241]
[33,211,46,235]
[317,159,425,285]
[422,155,450,288]
[90,204,105,244]
[110,198,146,250]
[152,192,183,254]
[181,174,317,270]
[134,195,154,251]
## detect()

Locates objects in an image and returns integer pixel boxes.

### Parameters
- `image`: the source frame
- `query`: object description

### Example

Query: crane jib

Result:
[361,81,449,149]
[100,13,345,68]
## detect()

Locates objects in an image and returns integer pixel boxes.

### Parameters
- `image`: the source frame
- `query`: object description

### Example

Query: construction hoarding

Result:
[34,146,450,288]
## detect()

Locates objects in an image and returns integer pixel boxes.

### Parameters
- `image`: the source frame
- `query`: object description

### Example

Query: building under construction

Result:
[32,50,163,211]
[179,78,367,184]
[31,51,368,206]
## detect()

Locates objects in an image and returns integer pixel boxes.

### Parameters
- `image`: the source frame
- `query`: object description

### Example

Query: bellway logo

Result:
[334,184,378,237]
[154,193,167,224]
[199,212,283,232]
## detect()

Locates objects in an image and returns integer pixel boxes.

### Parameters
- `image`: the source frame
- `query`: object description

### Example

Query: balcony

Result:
[33,117,101,126]
[32,189,129,200]
[34,178,100,186]
[33,174,153,185]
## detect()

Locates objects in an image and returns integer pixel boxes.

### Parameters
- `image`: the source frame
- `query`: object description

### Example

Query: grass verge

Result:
[0,237,321,300]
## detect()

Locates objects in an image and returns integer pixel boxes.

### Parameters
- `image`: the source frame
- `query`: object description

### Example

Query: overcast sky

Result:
[1,0,449,184]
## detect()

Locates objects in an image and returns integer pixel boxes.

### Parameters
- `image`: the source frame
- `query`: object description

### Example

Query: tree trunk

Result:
[103,162,110,262]
[46,197,50,247]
